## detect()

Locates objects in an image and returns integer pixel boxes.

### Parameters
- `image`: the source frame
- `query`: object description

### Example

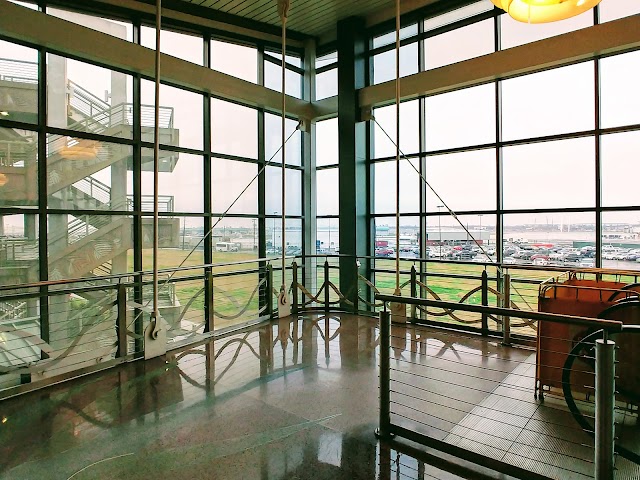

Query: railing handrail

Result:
[374,293,624,332]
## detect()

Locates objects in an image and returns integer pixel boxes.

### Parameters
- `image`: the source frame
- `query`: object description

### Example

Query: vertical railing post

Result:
[595,336,616,480]
[410,265,417,323]
[266,264,273,319]
[116,284,127,358]
[502,273,511,345]
[481,270,488,334]
[324,260,330,314]
[292,261,298,315]
[376,310,392,439]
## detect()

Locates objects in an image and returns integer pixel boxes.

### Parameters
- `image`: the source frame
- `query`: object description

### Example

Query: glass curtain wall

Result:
[368,0,640,274]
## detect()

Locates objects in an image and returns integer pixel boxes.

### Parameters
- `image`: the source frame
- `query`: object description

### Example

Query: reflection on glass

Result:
[141,80,202,150]
[600,51,640,129]
[601,211,640,271]
[266,167,302,216]
[0,40,38,123]
[47,135,133,211]
[425,149,496,212]
[601,131,640,208]
[315,118,338,167]
[141,149,203,213]
[142,216,203,270]
[211,39,257,83]
[211,158,257,215]
[141,26,203,65]
[425,83,495,151]
[0,214,39,285]
[503,137,594,210]
[317,168,339,216]
[0,128,37,207]
[374,160,420,214]
[211,99,258,159]
[501,62,594,141]
[265,113,301,165]
[373,43,419,84]
[424,19,494,70]
[373,100,419,158]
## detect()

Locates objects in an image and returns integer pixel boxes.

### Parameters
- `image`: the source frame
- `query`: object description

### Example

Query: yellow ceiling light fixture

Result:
[490,0,601,23]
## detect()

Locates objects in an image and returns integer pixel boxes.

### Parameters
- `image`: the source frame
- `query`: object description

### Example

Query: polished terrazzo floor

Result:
[0,314,635,479]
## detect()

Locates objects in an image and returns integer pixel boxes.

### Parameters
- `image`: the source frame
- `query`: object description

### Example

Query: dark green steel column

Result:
[337,17,367,309]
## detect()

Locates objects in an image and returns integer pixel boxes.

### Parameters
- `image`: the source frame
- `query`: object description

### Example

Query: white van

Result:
[215,242,239,252]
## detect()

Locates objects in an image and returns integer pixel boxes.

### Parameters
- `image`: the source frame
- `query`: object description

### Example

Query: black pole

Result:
[375,310,392,438]
[481,270,488,334]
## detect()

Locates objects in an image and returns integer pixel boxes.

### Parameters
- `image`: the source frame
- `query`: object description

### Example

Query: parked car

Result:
[579,258,595,268]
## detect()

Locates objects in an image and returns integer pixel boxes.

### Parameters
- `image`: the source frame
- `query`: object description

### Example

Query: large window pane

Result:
[316,69,337,100]
[601,211,640,271]
[47,135,133,211]
[373,216,420,264]
[503,138,595,210]
[316,168,338,216]
[374,160,420,214]
[424,83,495,151]
[316,51,337,69]
[267,218,301,258]
[211,99,257,159]
[265,113,301,166]
[48,214,133,280]
[425,149,496,212]
[266,167,301,216]
[424,1,492,31]
[211,39,257,83]
[501,62,595,141]
[424,19,494,70]
[601,131,640,208]
[141,26,203,65]
[47,55,133,139]
[0,213,39,285]
[212,158,257,215]
[373,43,419,85]
[426,213,495,261]
[0,128,37,207]
[500,9,593,50]
[0,40,38,123]
[373,25,418,49]
[600,51,640,129]
[141,149,203,213]
[373,100,419,158]
[48,8,132,41]
[315,118,338,167]
[599,0,640,23]
[141,80,202,150]
[142,216,203,270]
[264,62,302,98]
[317,218,339,254]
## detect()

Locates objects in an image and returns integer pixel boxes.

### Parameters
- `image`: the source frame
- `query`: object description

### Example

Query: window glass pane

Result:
[211,158,257,215]
[141,26,203,65]
[424,1,492,31]
[601,131,640,208]
[211,217,258,260]
[425,149,496,212]
[140,149,202,213]
[373,216,420,262]
[265,167,301,216]
[8,1,38,9]
[600,51,640,129]
[264,62,302,98]
[265,113,301,166]
[265,51,302,68]
[211,99,257,159]
[426,213,495,261]
[373,43,419,84]
[373,100,419,158]
[601,211,640,271]
[501,62,594,141]
[142,216,203,270]
[599,0,640,23]
[141,80,202,150]
[317,218,339,254]
[47,135,133,211]
[47,55,133,139]
[373,24,418,48]
[317,168,339,216]
[374,160,420,214]
[316,69,337,100]
[48,8,132,41]
[0,128,37,207]
[425,83,495,151]
[500,9,593,50]
[211,39,257,83]
[503,212,594,267]
[0,40,38,123]
[315,118,338,167]
[424,19,494,70]
[316,51,337,69]
[503,137,594,210]
[0,214,39,285]
[48,214,133,280]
